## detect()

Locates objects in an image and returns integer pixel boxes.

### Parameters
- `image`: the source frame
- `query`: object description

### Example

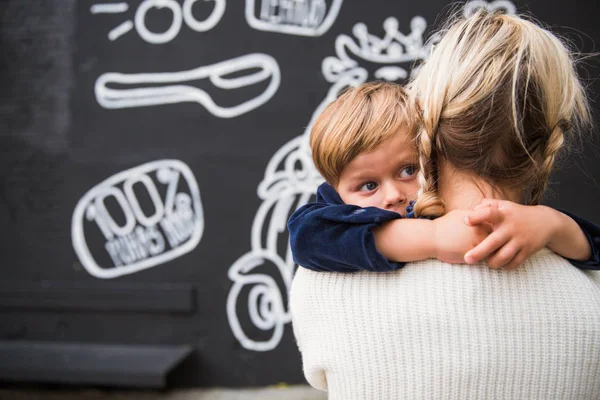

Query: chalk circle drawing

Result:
[91,0,226,43]
[226,15,433,352]
[245,0,343,36]
[95,53,281,118]
[72,159,204,279]
[227,0,517,352]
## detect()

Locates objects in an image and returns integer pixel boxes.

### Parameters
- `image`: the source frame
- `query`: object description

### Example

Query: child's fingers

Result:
[472,198,501,211]
[464,231,509,264]
[503,250,526,270]
[486,241,520,269]
[465,207,503,226]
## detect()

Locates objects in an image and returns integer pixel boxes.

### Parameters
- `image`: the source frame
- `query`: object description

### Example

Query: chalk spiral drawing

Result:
[95,53,281,118]
[91,0,226,43]
[72,160,204,279]
[245,0,344,37]
[226,0,517,352]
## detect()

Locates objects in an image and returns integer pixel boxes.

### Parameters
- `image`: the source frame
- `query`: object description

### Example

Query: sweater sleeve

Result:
[289,268,329,393]
[558,210,600,270]
[287,183,405,272]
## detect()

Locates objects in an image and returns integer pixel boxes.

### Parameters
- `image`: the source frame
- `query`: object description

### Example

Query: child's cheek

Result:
[408,182,419,200]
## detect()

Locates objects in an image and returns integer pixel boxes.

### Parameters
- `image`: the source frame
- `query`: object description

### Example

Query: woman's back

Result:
[291,249,600,400]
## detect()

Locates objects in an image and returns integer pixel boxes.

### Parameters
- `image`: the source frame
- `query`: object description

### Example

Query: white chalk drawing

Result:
[91,3,129,14]
[245,0,343,37]
[91,0,226,43]
[464,0,516,16]
[226,15,434,352]
[72,160,204,279]
[95,53,281,118]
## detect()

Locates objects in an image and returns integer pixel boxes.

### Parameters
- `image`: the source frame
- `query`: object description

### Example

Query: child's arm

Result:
[288,183,488,272]
[559,210,600,268]
[289,204,487,272]
[288,183,404,272]
[373,209,489,264]
[463,199,600,270]
[288,200,404,272]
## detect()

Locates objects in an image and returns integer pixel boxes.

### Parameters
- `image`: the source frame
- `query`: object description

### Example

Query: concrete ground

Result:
[0,386,327,400]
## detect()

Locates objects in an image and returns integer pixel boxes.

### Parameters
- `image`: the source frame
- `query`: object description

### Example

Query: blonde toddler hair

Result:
[310,81,418,186]
[408,10,591,217]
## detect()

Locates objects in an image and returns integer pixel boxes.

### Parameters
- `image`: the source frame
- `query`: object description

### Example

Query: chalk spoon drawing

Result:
[91,0,226,43]
[226,15,433,352]
[245,0,344,36]
[95,53,281,118]
[72,160,204,279]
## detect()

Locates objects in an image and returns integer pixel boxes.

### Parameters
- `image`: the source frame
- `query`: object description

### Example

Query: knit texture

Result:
[290,248,600,400]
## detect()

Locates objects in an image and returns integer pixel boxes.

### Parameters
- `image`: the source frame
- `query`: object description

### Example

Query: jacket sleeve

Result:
[559,210,600,270]
[287,200,405,273]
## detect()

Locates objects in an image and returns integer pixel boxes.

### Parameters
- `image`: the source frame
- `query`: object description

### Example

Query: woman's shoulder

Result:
[291,249,600,315]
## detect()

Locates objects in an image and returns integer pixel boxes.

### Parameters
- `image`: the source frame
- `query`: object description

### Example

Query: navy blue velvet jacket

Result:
[287,182,600,272]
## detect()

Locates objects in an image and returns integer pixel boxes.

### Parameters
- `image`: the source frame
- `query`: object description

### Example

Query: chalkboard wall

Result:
[1,0,599,388]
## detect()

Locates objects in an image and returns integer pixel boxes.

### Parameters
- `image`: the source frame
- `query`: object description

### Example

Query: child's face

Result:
[336,129,419,216]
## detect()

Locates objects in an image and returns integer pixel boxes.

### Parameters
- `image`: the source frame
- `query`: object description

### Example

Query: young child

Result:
[288,81,599,272]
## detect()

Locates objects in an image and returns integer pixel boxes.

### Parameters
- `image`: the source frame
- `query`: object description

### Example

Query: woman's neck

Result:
[437,161,522,211]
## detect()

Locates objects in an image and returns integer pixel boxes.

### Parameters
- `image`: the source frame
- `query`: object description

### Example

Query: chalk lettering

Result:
[72,160,204,279]
[105,225,166,266]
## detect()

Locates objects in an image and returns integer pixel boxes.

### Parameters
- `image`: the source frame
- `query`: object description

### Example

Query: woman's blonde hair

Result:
[408,9,591,217]
[310,81,417,186]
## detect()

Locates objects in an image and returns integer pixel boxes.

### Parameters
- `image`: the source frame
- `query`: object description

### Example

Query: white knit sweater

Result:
[290,248,600,400]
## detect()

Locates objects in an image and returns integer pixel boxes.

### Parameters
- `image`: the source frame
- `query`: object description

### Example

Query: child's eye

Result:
[359,182,378,192]
[399,165,417,178]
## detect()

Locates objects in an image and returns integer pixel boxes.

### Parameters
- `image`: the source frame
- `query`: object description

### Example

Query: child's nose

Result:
[383,183,406,207]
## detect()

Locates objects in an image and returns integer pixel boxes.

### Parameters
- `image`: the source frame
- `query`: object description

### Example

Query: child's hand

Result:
[463,199,555,269]
[433,209,490,264]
